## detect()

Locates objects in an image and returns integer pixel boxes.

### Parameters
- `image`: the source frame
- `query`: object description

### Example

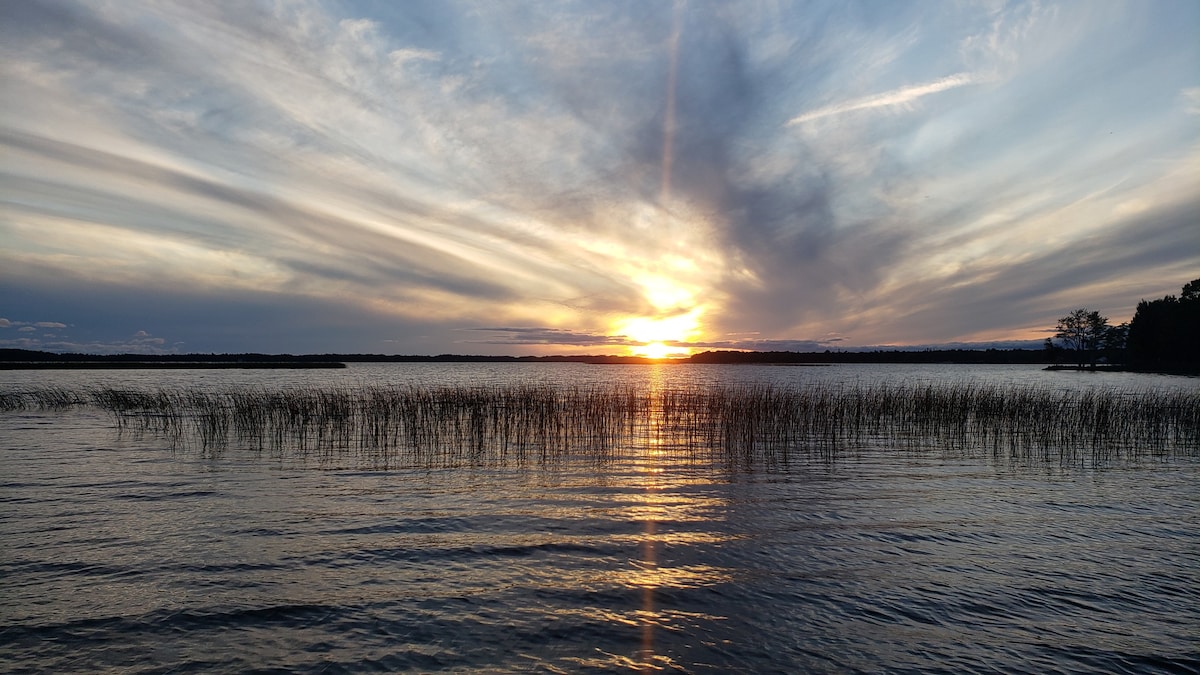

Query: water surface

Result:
[1,364,1196,672]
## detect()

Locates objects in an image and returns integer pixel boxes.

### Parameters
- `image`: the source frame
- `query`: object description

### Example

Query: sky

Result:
[1,0,1197,357]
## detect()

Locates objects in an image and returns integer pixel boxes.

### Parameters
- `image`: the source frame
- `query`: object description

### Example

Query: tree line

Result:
[1050,278,1199,372]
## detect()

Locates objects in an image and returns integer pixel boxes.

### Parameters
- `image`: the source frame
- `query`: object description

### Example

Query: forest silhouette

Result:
[1047,278,1199,373]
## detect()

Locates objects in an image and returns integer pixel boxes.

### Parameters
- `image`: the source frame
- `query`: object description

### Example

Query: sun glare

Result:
[635,341,688,359]
[605,203,716,359]
[614,311,701,359]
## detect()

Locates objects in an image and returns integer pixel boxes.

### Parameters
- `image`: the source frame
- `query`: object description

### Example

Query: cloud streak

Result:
[786,72,979,126]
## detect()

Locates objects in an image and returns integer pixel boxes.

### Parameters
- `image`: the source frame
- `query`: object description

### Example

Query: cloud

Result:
[463,327,632,348]
[0,1,1196,354]
[850,195,1200,344]
[687,338,838,352]
[0,318,68,328]
[786,73,979,126]
[389,47,440,67]
[0,311,170,354]
[1183,87,1200,115]
[460,328,849,354]
[130,330,165,345]
[0,257,493,355]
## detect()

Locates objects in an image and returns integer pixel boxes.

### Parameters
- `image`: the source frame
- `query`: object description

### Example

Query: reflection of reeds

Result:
[4,383,1197,465]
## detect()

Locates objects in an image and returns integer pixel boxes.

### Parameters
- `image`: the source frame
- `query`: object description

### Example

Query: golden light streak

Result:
[660,0,683,203]
[602,1,709,361]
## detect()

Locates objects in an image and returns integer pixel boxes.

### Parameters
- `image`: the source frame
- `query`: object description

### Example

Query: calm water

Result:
[2,364,1197,673]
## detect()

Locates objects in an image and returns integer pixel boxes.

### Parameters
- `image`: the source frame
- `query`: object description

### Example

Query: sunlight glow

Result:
[635,342,687,359]
[634,271,697,310]
[614,310,701,358]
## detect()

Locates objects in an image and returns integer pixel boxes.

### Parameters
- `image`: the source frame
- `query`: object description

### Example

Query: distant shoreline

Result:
[0,347,1054,367]
[1042,364,1198,375]
[1,348,1194,374]
[0,361,346,370]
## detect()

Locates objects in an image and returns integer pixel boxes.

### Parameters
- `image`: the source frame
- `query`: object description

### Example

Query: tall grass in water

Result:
[3,383,1197,465]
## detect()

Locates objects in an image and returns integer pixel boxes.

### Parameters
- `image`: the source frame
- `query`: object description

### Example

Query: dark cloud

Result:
[617,9,911,333]
[463,327,631,347]
[0,0,170,74]
[0,260,471,355]
[863,197,1200,343]
[687,338,837,352]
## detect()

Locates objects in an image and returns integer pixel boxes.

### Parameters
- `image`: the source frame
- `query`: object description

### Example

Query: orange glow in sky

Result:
[632,341,688,359]
[613,311,701,358]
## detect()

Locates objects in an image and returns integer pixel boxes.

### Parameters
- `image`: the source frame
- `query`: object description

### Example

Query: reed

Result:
[0,386,86,411]
[4,383,1197,465]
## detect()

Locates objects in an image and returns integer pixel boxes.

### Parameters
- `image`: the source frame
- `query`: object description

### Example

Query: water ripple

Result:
[2,416,1198,673]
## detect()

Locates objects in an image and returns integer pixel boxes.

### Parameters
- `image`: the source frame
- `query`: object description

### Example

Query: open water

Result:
[1,364,1197,673]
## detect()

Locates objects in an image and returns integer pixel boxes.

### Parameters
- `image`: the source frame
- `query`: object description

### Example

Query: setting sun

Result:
[613,310,702,358]
[633,341,688,359]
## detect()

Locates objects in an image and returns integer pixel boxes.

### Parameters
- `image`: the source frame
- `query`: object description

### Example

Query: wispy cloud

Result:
[0,319,69,330]
[0,0,1196,354]
[786,72,978,126]
[1183,87,1200,115]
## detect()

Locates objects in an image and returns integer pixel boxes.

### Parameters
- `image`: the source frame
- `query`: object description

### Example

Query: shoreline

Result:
[1043,364,1199,375]
[0,362,346,370]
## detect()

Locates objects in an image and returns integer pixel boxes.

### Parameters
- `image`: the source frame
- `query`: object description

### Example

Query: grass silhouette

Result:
[4,383,1197,466]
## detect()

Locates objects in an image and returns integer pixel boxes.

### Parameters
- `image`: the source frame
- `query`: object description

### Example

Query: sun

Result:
[614,311,701,359]
[634,341,688,359]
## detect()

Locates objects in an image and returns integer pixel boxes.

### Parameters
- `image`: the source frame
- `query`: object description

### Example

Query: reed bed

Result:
[3,383,1197,465]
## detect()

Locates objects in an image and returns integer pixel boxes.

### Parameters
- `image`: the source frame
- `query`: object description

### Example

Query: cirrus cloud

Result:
[0,0,1196,355]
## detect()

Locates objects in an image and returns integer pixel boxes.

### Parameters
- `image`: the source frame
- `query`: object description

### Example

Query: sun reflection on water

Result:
[619,363,734,670]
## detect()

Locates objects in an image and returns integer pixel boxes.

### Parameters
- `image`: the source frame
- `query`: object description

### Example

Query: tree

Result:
[1102,322,1129,364]
[1054,309,1109,367]
[1126,278,1200,371]
[1042,337,1061,364]
[1182,279,1200,302]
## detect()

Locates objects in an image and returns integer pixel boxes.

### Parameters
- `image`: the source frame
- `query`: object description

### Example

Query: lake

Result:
[1,363,1197,673]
